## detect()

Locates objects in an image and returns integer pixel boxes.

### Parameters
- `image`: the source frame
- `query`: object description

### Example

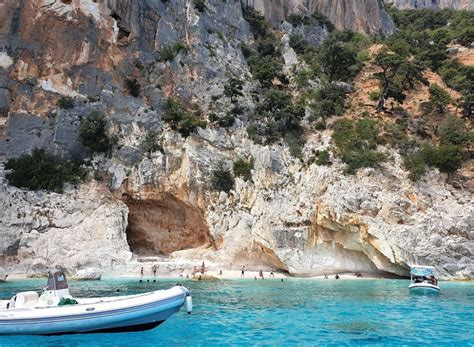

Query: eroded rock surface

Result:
[0,0,472,279]
[386,0,474,10]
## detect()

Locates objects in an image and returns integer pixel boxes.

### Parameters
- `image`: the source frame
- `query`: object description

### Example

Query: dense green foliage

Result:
[428,84,452,113]
[242,6,267,39]
[386,8,474,110]
[125,78,140,97]
[57,96,75,109]
[5,149,85,193]
[405,143,465,180]
[319,39,357,82]
[223,77,244,103]
[211,162,235,193]
[332,118,386,174]
[372,50,427,111]
[233,158,254,182]
[438,116,472,148]
[79,110,112,154]
[162,98,207,138]
[315,150,330,166]
[241,8,286,88]
[310,83,347,125]
[193,0,206,12]
[248,89,304,146]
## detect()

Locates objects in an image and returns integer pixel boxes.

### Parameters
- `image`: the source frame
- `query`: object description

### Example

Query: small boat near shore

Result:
[409,265,440,293]
[0,272,192,335]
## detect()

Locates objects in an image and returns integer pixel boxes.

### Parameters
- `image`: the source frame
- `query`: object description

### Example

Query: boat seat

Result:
[14,291,39,308]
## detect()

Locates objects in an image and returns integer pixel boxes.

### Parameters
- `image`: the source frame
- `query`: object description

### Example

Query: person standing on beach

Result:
[241,265,245,277]
[270,266,275,278]
[152,265,158,278]
[259,270,264,279]
[140,267,144,278]
[201,261,205,274]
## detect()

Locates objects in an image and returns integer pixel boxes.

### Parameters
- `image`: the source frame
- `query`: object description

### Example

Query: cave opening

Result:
[124,194,213,257]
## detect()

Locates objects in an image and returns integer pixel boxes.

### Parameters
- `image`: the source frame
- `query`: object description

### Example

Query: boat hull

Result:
[0,286,188,335]
[409,283,440,293]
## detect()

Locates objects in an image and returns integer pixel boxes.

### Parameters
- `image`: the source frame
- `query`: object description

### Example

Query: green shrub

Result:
[438,116,472,148]
[314,121,326,130]
[233,158,254,182]
[79,110,112,154]
[315,150,330,166]
[125,78,140,97]
[342,149,386,175]
[223,77,244,103]
[87,95,101,103]
[211,162,235,193]
[162,98,207,137]
[253,89,305,143]
[160,41,189,62]
[428,84,452,113]
[368,90,380,102]
[289,34,307,54]
[287,14,311,27]
[5,149,85,193]
[310,83,347,124]
[405,142,466,180]
[433,144,464,175]
[57,96,75,109]
[246,124,263,144]
[404,152,427,181]
[242,6,267,39]
[311,12,335,32]
[332,118,386,174]
[285,132,304,158]
[193,0,206,12]
[248,56,284,88]
[141,130,163,156]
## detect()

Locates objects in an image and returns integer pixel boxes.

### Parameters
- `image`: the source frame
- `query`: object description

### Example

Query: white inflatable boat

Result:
[409,265,440,293]
[0,272,192,335]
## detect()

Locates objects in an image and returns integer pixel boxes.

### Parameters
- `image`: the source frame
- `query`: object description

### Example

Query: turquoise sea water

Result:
[0,278,473,346]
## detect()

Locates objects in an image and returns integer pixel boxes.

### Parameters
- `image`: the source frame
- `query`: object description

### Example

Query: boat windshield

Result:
[46,271,69,291]
[410,267,434,277]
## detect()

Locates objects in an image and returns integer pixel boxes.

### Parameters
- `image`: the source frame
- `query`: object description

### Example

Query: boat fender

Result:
[185,294,192,315]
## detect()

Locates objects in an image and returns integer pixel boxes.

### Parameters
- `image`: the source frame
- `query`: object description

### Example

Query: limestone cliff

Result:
[0,0,472,279]
[245,0,396,35]
[386,0,474,10]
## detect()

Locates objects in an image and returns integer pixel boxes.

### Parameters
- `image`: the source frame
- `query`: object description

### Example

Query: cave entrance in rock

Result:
[124,194,212,256]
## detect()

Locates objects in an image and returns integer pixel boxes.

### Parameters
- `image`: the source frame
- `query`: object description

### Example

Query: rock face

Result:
[0,175,132,276]
[0,0,472,280]
[386,0,474,10]
[245,0,397,35]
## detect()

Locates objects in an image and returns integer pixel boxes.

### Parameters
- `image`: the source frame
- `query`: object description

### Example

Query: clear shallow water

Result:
[0,278,472,346]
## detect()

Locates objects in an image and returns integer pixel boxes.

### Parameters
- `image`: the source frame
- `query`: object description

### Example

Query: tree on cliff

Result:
[5,149,85,193]
[373,50,426,112]
[319,39,357,82]
[211,162,235,193]
[428,84,452,113]
[79,110,112,154]
[223,77,244,103]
